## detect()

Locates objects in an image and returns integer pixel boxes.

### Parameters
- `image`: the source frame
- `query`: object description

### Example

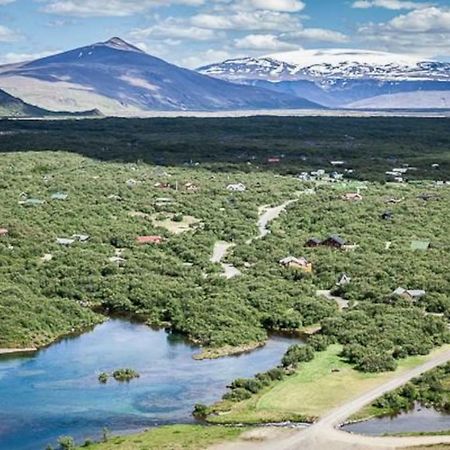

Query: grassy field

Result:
[79,425,246,450]
[208,344,450,424]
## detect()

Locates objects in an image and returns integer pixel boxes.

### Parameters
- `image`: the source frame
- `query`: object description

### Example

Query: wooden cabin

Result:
[279,256,312,273]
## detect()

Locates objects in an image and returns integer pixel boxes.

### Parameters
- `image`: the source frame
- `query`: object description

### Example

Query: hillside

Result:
[0,88,54,117]
[0,88,102,118]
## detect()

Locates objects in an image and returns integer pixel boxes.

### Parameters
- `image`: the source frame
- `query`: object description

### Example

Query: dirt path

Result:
[210,241,242,279]
[211,347,450,450]
[316,289,349,310]
[247,199,298,244]
[211,198,298,278]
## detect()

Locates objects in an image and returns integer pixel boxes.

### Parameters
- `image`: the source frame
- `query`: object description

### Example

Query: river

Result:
[0,319,298,450]
[342,404,450,436]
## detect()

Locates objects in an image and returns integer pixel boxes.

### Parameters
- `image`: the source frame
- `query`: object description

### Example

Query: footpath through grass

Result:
[208,344,450,424]
[79,425,246,450]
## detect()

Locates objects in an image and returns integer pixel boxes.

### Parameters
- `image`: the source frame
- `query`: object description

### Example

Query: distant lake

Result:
[0,319,298,450]
[342,404,450,436]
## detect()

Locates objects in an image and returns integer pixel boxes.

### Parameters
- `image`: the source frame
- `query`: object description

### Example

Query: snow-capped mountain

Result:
[199,49,450,109]
[200,57,300,82]
[0,38,320,115]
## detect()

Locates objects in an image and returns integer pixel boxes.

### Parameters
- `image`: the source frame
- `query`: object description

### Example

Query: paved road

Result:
[212,347,450,450]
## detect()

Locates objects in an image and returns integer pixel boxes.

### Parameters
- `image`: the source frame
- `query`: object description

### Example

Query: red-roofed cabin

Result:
[136,235,163,245]
[0,228,8,236]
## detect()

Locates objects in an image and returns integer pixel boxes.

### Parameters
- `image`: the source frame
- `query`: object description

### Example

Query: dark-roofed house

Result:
[322,235,347,249]
[381,211,393,221]
[305,237,322,248]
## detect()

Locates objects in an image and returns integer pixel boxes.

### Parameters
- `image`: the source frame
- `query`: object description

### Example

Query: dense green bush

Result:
[282,345,315,368]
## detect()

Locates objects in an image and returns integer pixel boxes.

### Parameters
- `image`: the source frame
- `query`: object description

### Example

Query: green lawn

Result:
[79,425,247,450]
[208,344,450,424]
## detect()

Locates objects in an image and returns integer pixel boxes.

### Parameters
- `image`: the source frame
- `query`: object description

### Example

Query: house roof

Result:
[343,193,362,200]
[392,287,426,298]
[406,290,426,298]
[227,183,246,189]
[51,192,68,200]
[411,240,430,251]
[56,238,75,246]
[137,236,163,244]
[72,234,90,242]
[392,287,406,296]
[279,256,309,266]
[325,235,347,245]
[20,198,45,206]
[306,237,322,244]
[0,228,8,236]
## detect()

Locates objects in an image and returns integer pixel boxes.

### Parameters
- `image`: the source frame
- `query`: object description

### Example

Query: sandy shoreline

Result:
[0,347,37,355]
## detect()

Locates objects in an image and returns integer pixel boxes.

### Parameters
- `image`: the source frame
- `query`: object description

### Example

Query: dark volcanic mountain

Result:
[0,38,322,114]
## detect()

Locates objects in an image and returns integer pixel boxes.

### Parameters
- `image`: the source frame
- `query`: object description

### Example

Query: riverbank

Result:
[194,341,265,360]
[0,347,37,355]
[0,316,105,358]
[206,344,450,426]
[76,425,249,450]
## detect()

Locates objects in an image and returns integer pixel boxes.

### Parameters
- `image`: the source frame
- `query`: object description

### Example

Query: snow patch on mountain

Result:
[199,48,450,83]
[266,48,425,69]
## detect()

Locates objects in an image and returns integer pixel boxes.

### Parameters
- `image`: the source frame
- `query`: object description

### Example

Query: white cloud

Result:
[0,25,20,42]
[191,10,300,32]
[357,6,450,55]
[41,0,205,17]
[181,48,232,68]
[234,33,298,51]
[388,6,450,32]
[352,0,431,10]
[249,0,305,13]
[0,50,55,64]
[131,23,218,42]
[288,28,348,43]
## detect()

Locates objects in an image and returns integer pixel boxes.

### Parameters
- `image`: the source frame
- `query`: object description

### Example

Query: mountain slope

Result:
[199,49,450,109]
[0,88,49,117]
[0,88,101,118]
[0,38,322,114]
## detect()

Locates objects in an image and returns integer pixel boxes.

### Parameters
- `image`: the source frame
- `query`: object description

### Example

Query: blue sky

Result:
[0,0,449,67]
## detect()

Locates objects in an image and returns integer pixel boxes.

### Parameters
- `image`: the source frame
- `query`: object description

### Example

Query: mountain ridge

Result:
[198,48,450,109]
[0,38,322,114]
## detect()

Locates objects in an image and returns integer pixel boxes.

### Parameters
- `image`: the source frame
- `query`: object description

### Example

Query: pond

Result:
[0,319,299,450]
[342,404,450,436]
